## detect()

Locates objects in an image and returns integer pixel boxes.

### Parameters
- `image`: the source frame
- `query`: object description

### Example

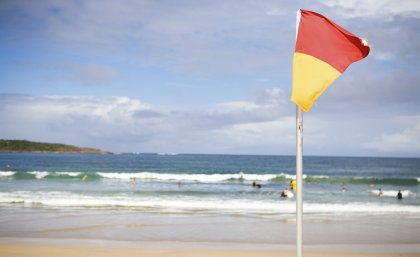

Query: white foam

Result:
[370,189,415,197]
[0,171,15,177]
[28,171,50,179]
[278,173,308,180]
[1,191,419,215]
[304,202,420,214]
[96,172,282,183]
[55,172,81,177]
[0,191,293,213]
[312,175,329,179]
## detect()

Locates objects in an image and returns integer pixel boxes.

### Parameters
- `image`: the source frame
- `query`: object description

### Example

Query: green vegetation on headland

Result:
[0,140,112,154]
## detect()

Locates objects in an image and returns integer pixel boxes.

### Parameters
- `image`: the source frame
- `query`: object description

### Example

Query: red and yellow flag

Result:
[291,9,370,112]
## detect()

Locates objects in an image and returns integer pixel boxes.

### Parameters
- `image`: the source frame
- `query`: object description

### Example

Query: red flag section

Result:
[292,9,370,112]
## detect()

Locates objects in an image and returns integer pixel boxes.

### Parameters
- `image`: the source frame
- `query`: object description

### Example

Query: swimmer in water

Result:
[281,188,289,198]
[131,177,138,185]
[252,181,262,189]
[290,180,296,191]
[340,182,347,192]
[397,190,403,200]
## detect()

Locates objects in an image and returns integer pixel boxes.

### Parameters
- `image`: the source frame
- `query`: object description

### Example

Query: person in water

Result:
[397,190,403,200]
[131,177,138,185]
[378,188,384,197]
[252,181,262,189]
[281,188,289,198]
[340,182,347,192]
[290,180,296,191]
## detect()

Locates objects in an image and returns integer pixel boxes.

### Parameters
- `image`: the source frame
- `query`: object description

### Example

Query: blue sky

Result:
[1,0,420,157]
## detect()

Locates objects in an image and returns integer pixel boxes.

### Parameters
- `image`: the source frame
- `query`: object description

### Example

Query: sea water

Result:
[1,153,420,245]
[1,153,419,214]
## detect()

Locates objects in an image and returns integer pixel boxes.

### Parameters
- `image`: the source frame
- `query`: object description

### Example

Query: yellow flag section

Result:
[292,53,341,112]
[291,9,370,112]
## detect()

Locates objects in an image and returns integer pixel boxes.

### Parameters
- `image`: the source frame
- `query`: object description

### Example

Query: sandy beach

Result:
[1,205,420,257]
[1,242,420,257]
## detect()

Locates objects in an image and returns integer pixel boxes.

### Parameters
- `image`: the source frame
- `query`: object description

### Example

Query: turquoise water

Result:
[0,153,419,215]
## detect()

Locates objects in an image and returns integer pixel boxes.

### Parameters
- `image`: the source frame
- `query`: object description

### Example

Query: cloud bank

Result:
[0,92,293,154]
[1,92,419,157]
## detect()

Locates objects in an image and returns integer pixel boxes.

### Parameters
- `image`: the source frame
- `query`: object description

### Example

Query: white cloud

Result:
[321,0,420,19]
[0,95,159,148]
[1,92,419,156]
[373,51,395,61]
[216,88,289,114]
[266,9,286,16]
[365,121,420,154]
[316,71,420,115]
[0,93,294,154]
[67,64,119,86]
[2,0,295,75]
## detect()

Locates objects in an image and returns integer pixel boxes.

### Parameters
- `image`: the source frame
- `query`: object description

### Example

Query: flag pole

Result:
[296,105,303,257]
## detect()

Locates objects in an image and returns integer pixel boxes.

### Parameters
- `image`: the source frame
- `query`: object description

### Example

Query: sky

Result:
[0,0,420,157]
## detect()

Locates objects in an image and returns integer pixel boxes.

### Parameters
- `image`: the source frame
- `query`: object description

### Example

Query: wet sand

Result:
[2,207,420,256]
[1,242,420,257]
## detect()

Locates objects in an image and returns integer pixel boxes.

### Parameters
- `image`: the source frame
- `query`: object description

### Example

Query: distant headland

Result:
[0,140,112,154]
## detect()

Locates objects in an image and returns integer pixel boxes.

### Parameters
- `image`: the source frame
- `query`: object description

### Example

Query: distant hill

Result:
[0,140,112,154]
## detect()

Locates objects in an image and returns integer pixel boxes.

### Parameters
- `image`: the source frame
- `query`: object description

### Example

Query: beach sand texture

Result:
[1,243,420,257]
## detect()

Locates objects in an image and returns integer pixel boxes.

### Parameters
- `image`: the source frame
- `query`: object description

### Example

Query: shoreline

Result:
[2,206,420,246]
[2,237,420,252]
[1,238,420,257]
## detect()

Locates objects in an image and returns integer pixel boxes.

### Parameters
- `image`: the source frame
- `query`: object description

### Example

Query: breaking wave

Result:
[0,171,419,186]
[0,191,419,214]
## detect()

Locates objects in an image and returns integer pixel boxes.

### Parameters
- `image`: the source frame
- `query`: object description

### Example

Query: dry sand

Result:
[1,243,420,257]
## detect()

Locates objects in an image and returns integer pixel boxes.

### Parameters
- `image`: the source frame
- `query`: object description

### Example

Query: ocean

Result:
[1,153,419,214]
[1,153,420,246]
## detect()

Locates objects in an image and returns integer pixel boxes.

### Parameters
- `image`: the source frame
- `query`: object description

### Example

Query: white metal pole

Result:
[296,105,304,257]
